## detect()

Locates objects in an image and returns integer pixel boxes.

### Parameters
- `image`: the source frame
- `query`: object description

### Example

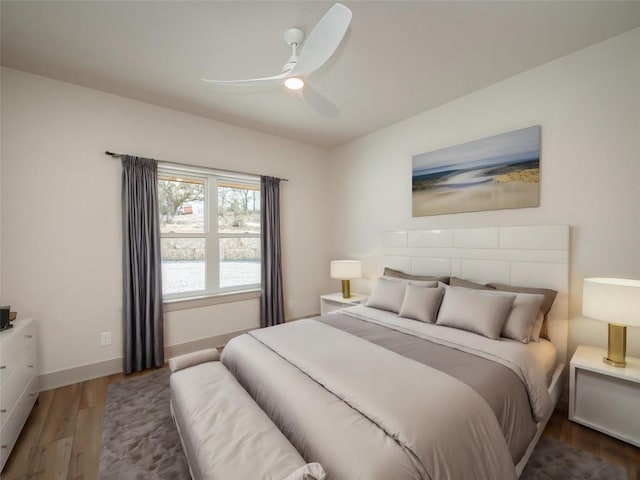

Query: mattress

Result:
[221,306,556,480]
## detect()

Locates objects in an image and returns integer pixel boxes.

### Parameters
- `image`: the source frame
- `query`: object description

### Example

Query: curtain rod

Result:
[104,151,288,182]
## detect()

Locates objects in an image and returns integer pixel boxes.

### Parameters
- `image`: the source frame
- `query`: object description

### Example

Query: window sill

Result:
[163,289,261,312]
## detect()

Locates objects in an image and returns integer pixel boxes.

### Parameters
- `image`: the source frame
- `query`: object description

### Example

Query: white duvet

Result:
[222,315,541,479]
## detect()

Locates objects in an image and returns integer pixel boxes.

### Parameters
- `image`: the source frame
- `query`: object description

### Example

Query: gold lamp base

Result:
[341,280,351,299]
[603,323,627,367]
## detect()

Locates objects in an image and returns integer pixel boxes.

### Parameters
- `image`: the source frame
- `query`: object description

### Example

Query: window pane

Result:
[159,176,205,233]
[161,237,205,295]
[218,184,260,234]
[219,237,260,289]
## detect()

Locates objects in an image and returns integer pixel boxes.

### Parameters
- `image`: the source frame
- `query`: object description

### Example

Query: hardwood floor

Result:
[1,370,148,480]
[2,369,639,480]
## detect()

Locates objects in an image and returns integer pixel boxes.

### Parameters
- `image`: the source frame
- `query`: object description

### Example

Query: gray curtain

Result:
[260,176,284,327]
[121,156,164,374]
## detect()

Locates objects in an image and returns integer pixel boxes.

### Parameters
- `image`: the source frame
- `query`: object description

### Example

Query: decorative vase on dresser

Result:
[0,317,38,470]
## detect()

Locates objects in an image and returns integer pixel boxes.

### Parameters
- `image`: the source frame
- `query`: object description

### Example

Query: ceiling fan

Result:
[202,3,352,117]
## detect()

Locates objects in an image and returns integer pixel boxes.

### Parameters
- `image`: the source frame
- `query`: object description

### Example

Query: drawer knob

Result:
[25,334,33,339]
[1,445,7,449]
[0,365,5,369]
[27,365,34,368]
[0,409,6,413]
[29,393,35,397]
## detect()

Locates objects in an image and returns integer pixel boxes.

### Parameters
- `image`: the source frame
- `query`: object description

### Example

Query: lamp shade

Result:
[330,260,362,280]
[583,278,640,327]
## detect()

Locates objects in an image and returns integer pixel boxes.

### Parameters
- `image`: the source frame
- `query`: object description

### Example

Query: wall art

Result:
[412,125,540,216]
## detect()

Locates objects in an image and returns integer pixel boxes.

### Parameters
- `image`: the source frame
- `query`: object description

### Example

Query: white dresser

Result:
[0,318,38,470]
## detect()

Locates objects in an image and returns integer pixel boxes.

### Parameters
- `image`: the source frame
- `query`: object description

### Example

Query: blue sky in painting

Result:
[412,126,540,176]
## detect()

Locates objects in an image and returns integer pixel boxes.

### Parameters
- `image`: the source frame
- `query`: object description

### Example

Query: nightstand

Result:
[569,344,640,447]
[320,293,367,315]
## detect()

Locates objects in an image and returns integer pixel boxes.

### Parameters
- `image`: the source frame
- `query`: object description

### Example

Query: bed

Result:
[221,225,570,480]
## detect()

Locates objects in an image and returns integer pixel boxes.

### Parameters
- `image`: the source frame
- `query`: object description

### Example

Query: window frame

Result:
[158,166,261,302]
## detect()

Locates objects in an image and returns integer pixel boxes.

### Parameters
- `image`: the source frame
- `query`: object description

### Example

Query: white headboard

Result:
[380,225,569,365]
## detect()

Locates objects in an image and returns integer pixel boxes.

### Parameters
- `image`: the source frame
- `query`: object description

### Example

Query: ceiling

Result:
[2,1,640,148]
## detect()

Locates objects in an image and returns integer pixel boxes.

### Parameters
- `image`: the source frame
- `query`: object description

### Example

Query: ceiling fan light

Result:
[284,77,304,90]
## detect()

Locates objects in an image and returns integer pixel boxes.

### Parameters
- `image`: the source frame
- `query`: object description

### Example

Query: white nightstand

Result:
[569,344,640,447]
[320,293,367,315]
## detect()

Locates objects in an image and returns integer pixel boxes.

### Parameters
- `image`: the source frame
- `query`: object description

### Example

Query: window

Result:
[158,168,260,300]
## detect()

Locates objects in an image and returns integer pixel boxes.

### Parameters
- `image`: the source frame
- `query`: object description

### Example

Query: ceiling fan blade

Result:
[290,3,352,77]
[201,71,289,87]
[299,85,340,118]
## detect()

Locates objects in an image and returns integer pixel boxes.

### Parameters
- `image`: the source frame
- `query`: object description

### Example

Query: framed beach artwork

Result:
[412,126,540,216]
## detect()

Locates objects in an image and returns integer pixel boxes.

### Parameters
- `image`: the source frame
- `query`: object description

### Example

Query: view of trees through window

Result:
[158,177,205,229]
[158,173,260,297]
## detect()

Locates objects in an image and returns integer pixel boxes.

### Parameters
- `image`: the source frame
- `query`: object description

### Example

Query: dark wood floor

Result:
[2,369,639,480]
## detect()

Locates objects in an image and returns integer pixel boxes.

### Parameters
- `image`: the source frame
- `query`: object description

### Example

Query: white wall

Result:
[328,28,640,358]
[1,68,330,381]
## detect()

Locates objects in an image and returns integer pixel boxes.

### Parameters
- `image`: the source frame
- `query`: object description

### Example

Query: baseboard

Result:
[39,357,123,392]
[38,328,253,391]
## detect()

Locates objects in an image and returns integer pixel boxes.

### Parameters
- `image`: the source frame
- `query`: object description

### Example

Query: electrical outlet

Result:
[100,331,112,346]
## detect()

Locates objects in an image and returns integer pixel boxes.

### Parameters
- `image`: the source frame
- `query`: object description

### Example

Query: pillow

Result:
[500,292,545,343]
[436,287,515,339]
[467,289,545,343]
[530,310,545,342]
[399,285,445,323]
[449,277,495,291]
[168,348,220,372]
[486,283,558,340]
[365,278,408,313]
[384,267,450,285]
[486,283,557,316]
[382,276,438,288]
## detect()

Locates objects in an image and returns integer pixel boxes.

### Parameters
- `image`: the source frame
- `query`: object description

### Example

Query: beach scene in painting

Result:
[412,126,540,216]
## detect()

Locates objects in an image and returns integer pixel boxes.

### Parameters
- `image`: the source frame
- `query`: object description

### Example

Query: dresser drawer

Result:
[0,320,35,386]
[0,350,37,429]
[0,375,38,467]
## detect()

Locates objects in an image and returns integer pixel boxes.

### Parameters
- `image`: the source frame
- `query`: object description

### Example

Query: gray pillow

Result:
[399,285,445,323]
[486,283,557,316]
[384,267,450,285]
[436,287,515,339]
[500,292,545,343]
[449,277,495,290]
[382,276,438,288]
[486,283,557,340]
[365,278,407,313]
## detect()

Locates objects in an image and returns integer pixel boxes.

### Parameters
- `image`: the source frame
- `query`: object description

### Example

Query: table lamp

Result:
[330,260,362,299]
[582,277,640,367]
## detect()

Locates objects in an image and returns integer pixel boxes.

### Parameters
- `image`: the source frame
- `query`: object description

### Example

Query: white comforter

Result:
[222,314,544,480]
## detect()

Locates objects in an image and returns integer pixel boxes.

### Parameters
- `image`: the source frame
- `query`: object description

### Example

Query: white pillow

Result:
[399,285,445,323]
[436,286,515,339]
[501,292,545,343]
[365,277,408,313]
